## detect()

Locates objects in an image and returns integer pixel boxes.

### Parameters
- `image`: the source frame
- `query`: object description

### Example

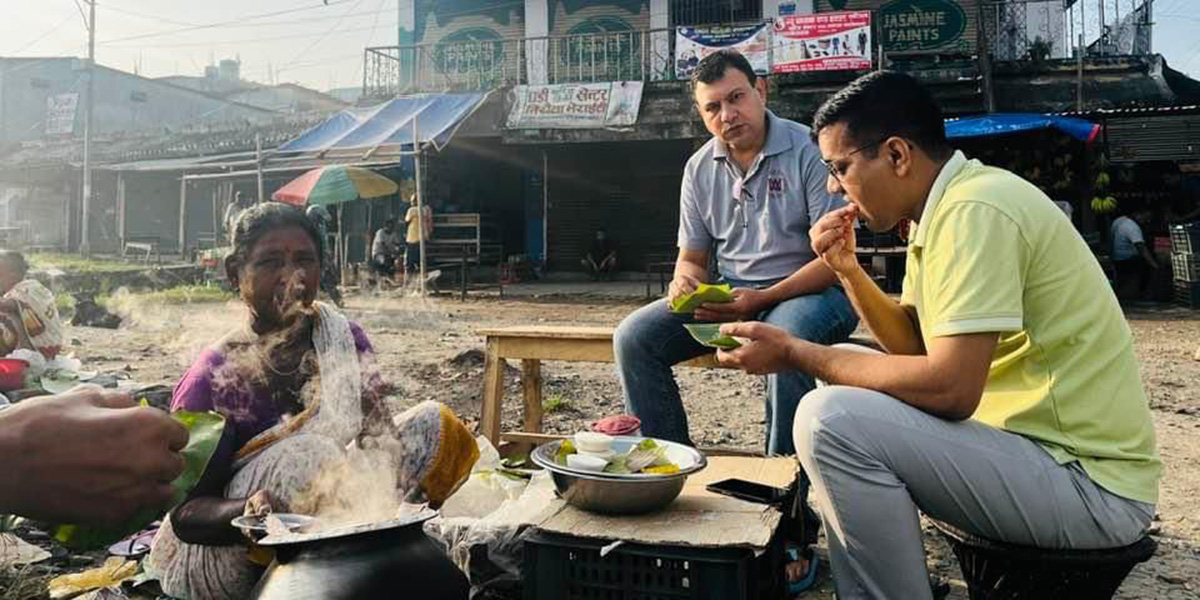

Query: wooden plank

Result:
[480,337,506,446]
[496,337,614,362]
[498,432,763,458]
[477,325,616,339]
[522,359,543,434]
[485,330,731,368]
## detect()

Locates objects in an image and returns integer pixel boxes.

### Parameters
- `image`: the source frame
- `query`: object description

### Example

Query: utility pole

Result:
[80,0,96,256]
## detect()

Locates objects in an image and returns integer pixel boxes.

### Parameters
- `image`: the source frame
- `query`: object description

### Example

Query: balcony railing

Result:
[364,29,673,97]
[981,0,1153,62]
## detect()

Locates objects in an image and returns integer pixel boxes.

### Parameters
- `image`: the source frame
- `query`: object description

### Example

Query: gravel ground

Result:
[5,292,1196,599]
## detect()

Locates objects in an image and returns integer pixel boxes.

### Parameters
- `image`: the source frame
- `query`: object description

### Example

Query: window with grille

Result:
[670,0,762,27]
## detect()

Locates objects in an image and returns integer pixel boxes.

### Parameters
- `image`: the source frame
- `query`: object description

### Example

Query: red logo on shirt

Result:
[768,177,784,193]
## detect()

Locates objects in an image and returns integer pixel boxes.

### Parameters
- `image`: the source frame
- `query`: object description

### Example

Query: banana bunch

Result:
[1091,195,1119,213]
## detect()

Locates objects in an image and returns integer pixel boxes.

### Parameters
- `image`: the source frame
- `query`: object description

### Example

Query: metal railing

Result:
[670,0,762,28]
[364,29,674,97]
[981,0,1153,62]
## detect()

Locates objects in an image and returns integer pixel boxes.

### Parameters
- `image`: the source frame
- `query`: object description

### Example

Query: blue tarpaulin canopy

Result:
[945,113,1101,142]
[278,92,488,155]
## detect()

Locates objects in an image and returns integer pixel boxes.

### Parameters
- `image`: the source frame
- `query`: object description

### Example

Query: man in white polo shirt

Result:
[614,50,858,456]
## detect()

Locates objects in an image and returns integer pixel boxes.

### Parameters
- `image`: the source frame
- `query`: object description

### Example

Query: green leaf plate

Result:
[52,410,226,550]
[669,283,733,314]
[683,323,742,349]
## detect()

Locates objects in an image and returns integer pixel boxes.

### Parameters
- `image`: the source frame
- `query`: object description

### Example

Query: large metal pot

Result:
[530,436,707,515]
[250,511,468,600]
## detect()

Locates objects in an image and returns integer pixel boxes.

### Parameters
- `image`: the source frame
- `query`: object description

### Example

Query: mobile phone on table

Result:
[705,478,789,505]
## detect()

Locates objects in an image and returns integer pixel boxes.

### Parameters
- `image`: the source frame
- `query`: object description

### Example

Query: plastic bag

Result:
[426,472,557,600]
[438,436,530,520]
[5,349,46,379]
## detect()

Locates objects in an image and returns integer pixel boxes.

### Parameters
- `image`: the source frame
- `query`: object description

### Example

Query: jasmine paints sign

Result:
[880,0,966,52]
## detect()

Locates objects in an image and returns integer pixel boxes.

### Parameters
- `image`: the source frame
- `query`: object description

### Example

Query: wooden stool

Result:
[476,326,734,449]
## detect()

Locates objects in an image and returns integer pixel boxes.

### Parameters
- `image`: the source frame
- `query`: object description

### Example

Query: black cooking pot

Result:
[250,514,469,600]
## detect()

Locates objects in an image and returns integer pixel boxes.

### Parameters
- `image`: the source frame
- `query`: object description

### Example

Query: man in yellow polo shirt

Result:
[716,71,1160,599]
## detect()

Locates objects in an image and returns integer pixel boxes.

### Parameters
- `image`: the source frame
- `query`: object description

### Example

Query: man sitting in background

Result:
[371,218,402,279]
[581,229,618,280]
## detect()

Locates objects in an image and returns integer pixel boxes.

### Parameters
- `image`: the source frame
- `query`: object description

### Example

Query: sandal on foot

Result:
[785,546,819,596]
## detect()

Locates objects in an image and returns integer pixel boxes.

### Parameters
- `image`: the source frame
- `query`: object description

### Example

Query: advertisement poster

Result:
[773,11,872,73]
[45,93,79,136]
[506,81,644,130]
[675,23,771,79]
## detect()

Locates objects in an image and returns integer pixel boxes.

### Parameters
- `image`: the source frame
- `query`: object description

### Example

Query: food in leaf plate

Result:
[683,323,742,349]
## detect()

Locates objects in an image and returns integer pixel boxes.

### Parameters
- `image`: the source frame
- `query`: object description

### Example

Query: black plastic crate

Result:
[1171,223,1200,254]
[1173,253,1200,282]
[523,531,783,600]
[1176,281,1200,309]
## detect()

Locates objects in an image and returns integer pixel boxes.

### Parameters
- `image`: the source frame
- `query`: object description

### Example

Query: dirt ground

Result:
[23,290,1200,599]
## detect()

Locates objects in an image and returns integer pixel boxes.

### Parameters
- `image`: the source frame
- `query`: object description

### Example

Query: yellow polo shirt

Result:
[901,151,1161,504]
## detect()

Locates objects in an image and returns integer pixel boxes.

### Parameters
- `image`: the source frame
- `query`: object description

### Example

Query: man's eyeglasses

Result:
[821,137,889,183]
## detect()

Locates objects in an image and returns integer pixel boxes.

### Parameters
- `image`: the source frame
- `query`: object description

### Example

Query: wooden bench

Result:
[477,325,736,448]
[122,236,161,264]
[427,213,502,266]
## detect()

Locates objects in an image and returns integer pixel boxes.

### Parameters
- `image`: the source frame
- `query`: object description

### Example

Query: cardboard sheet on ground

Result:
[533,457,796,549]
[669,283,733,314]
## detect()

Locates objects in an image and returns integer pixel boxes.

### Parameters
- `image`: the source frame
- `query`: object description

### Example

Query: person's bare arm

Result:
[0,387,187,524]
[808,205,925,355]
[717,323,996,420]
[838,265,925,355]
[1134,242,1159,270]
[667,248,710,304]
[695,260,839,322]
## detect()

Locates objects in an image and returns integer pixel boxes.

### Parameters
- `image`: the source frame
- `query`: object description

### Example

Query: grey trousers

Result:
[794,367,1154,599]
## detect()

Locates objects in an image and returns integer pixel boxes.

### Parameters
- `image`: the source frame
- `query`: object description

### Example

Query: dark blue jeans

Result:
[405,243,421,273]
[614,281,858,456]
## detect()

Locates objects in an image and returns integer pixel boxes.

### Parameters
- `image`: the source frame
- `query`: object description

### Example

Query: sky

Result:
[2,0,400,92]
[1,0,1197,93]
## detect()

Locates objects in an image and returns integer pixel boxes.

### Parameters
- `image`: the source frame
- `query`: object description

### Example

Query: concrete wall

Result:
[416,4,526,43]
[0,58,276,147]
[548,1,651,36]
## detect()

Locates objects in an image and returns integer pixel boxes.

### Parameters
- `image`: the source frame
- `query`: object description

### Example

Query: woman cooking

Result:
[146,203,477,600]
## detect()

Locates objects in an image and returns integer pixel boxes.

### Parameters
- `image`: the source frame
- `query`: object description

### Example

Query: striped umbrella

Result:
[271,166,398,207]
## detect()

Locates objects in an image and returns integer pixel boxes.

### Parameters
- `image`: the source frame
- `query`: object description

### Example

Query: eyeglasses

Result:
[821,137,889,183]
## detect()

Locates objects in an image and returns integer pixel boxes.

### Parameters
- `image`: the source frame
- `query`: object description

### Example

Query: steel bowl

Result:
[530,436,707,515]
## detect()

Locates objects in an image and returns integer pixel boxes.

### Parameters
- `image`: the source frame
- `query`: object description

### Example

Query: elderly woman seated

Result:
[146,203,478,600]
[0,250,63,361]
